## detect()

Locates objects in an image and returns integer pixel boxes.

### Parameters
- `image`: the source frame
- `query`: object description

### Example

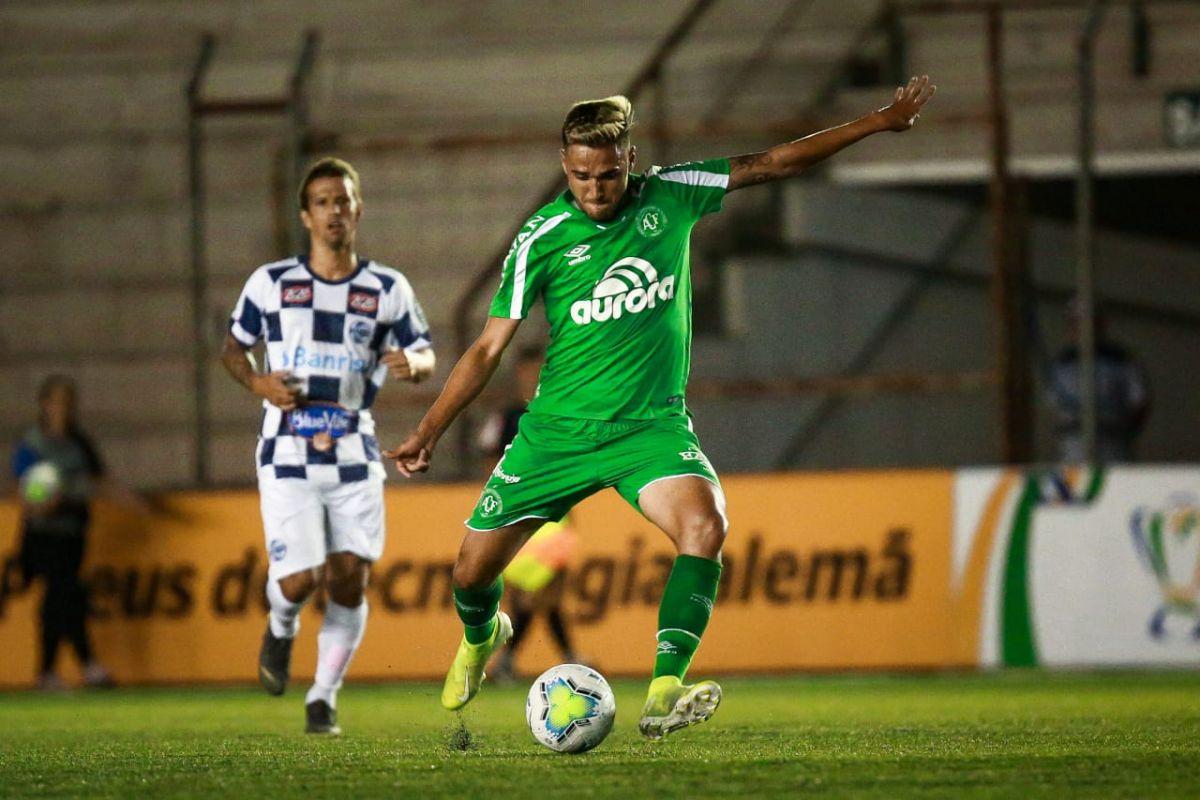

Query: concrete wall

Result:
[689,183,1200,472]
[1,1,1196,486]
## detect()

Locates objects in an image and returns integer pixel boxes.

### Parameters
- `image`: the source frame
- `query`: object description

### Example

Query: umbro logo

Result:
[656,641,679,655]
[564,244,592,266]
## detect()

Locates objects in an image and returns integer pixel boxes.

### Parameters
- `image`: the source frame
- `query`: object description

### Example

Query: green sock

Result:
[454,577,503,645]
[653,555,722,680]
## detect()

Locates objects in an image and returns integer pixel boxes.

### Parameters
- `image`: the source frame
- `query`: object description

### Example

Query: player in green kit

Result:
[386,76,936,739]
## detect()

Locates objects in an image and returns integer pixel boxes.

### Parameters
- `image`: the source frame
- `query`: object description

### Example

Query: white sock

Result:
[305,600,368,709]
[267,579,303,639]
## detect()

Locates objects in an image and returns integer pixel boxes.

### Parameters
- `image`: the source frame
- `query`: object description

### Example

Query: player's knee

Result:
[327,577,366,607]
[677,512,727,559]
[325,561,369,607]
[451,557,493,592]
[277,571,318,604]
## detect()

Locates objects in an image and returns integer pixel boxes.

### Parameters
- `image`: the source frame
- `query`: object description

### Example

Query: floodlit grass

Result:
[2,672,1198,798]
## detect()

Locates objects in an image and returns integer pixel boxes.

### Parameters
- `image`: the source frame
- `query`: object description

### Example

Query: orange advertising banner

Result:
[0,470,954,688]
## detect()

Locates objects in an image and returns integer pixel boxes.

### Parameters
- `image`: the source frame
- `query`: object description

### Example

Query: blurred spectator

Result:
[477,347,582,680]
[474,344,546,468]
[1046,301,1151,463]
[13,376,142,689]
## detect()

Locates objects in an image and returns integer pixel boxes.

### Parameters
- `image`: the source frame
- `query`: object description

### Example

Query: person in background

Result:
[221,157,435,735]
[13,375,142,690]
[476,346,581,681]
[1047,301,1151,463]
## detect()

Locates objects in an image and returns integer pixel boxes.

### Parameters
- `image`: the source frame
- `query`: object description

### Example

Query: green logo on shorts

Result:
[479,489,504,517]
[636,206,667,238]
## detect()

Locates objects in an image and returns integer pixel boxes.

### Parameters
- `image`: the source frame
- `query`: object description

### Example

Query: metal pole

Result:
[187,34,216,486]
[986,3,1020,462]
[1077,2,1108,464]
[288,31,319,255]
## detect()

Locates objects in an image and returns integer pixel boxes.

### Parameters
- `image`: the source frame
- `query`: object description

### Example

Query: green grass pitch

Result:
[3,672,1198,798]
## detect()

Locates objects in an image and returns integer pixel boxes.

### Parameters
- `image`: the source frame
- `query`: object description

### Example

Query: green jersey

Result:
[489,158,730,420]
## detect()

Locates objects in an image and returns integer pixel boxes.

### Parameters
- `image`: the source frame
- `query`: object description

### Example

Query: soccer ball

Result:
[20,461,62,505]
[526,664,616,753]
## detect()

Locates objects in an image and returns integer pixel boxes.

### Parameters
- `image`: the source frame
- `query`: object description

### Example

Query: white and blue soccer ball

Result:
[20,461,62,505]
[526,664,616,753]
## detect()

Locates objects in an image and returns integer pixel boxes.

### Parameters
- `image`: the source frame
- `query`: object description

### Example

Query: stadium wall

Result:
[4,2,1199,488]
[1,466,1196,689]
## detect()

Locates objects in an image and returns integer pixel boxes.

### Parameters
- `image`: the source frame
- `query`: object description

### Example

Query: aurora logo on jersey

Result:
[570,257,675,326]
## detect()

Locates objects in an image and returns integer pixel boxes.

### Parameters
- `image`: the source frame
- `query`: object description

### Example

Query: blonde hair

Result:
[298,157,362,210]
[561,95,635,148]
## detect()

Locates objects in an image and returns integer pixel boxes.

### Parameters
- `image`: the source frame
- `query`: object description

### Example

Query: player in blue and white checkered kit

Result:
[222,157,435,734]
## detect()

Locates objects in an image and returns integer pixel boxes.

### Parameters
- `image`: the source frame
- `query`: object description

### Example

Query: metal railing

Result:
[186,31,318,485]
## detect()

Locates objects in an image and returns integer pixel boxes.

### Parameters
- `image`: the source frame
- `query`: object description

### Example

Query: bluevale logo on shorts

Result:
[268,539,288,562]
[570,257,674,326]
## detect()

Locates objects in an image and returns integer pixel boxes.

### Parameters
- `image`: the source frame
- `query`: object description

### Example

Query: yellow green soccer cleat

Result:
[440,611,513,711]
[637,675,723,740]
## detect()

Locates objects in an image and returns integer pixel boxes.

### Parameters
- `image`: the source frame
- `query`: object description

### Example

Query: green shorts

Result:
[466,413,720,531]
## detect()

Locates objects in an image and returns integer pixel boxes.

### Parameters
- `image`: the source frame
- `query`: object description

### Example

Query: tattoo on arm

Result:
[728,151,777,191]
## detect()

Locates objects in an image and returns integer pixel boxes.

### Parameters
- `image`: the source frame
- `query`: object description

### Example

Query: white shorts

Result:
[258,471,386,580]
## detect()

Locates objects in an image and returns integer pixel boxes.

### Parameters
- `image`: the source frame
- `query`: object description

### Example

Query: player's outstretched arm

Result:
[384,316,521,477]
[727,75,935,191]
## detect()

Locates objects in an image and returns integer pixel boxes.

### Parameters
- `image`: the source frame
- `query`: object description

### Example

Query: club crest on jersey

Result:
[348,289,379,315]
[570,257,674,326]
[636,206,667,238]
[349,319,372,344]
[281,282,313,306]
[479,489,504,517]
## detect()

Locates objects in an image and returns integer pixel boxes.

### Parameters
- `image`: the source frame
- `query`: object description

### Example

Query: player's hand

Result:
[380,349,434,384]
[876,75,936,132]
[380,350,417,383]
[383,431,435,478]
[251,371,301,411]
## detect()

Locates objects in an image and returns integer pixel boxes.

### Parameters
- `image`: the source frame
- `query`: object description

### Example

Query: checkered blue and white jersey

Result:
[228,255,432,482]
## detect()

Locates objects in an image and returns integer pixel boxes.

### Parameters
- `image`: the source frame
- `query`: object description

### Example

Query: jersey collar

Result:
[297,255,369,285]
